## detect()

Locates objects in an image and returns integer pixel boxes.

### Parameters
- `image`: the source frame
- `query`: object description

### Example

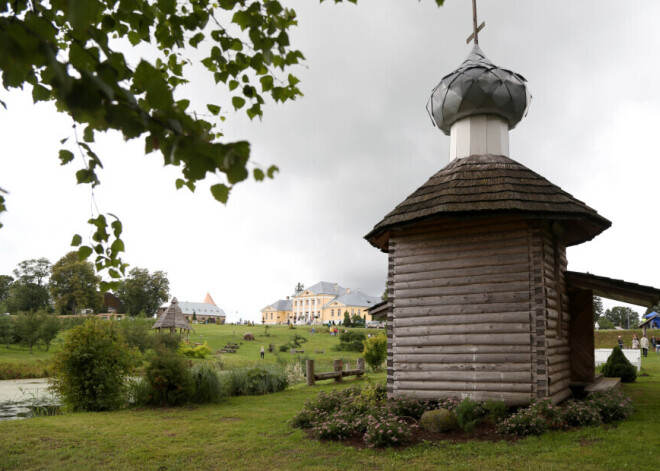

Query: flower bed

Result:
[291,386,634,448]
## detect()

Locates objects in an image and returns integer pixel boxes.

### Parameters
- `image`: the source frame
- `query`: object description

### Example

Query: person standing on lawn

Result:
[632,334,640,349]
[651,336,658,354]
[260,345,265,359]
[618,336,624,349]
[640,335,649,357]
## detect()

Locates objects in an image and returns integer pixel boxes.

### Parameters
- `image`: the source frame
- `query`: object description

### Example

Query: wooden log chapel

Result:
[365,5,660,405]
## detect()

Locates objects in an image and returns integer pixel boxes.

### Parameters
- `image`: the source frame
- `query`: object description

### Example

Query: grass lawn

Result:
[0,349,659,469]
[0,324,370,379]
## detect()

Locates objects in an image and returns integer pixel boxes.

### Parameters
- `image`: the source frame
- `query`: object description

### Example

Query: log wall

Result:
[387,217,571,406]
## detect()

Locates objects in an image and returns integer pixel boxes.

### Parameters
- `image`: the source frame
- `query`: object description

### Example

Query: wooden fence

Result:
[305,358,365,386]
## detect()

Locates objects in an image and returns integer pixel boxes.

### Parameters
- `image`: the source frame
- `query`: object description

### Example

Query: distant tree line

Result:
[1,253,169,316]
[593,297,641,330]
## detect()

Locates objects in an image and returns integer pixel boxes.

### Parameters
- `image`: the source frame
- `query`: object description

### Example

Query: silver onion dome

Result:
[427,45,531,135]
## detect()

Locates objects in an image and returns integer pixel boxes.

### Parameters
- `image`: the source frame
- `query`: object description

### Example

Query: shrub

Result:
[335,331,366,352]
[436,397,462,414]
[483,399,509,424]
[190,364,223,404]
[530,399,564,430]
[119,317,155,353]
[50,318,137,411]
[310,409,361,440]
[289,408,317,429]
[363,412,416,448]
[179,341,212,359]
[601,347,637,383]
[245,365,288,395]
[386,395,430,421]
[151,332,182,352]
[419,408,457,433]
[587,390,634,423]
[363,334,387,372]
[279,344,289,352]
[456,398,484,433]
[285,362,306,385]
[561,400,602,427]
[496,407,548,436]
[224,365,288,396]
[143,349,194,406]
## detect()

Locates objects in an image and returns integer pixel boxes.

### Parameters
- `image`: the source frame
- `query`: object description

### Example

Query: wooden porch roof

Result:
[566,271,660,308]
[367,299,389,321]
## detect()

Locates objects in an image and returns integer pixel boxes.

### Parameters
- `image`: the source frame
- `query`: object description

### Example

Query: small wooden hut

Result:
[365,39,659,405]
[153,297,192,335]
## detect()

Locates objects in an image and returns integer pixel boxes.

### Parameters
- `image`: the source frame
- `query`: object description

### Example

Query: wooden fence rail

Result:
[306,358,365,386]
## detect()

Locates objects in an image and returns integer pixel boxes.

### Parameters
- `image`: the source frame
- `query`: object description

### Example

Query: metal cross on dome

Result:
[466,0,486,44]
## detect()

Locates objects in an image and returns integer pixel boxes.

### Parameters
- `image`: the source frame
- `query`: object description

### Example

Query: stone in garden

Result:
[419,409,457,433]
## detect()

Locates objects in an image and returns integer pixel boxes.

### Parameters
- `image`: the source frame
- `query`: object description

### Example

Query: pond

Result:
[0,378,60,421]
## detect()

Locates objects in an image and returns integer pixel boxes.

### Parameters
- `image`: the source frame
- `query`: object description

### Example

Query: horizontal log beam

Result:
[394,353,532,363]
[395,362,531,372]
[395,323,530,337]
[396,281,530,299]
[394,302,531,317]
[393,262,530,283]
[395,380,532,393]
[394,390,532,406]
[394,311,531,327]
[394,345,533,355]
[395,291,530,308]
[395,333,531,347]
[393,370,532,383]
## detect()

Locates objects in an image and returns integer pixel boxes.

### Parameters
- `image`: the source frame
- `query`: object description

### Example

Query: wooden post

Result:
[306,359,315,386]
[334,359,343,383]
[357,358,365,372]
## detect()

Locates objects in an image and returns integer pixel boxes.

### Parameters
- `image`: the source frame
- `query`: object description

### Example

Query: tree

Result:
[363,334,387,372]
[0,275,13,302]
[117,268,170,316]
[38,313,62,351]
[0,0,444,285]
[50,252,102,314]
[351,313,364,326]
[381,281,388,302]
[597,317,614,330]
[13,311,43,353]
[603,306,640,330]
[0,315,13,348]
[593,296,603,324]
[5,258,51,313]
[50,318,137,411]
[343,310,352,327]
[294,283,304,295]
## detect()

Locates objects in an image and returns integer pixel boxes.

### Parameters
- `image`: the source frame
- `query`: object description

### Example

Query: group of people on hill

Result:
[617,334,658,357]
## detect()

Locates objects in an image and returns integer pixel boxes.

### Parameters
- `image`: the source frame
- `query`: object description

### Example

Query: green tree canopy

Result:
[343,310,351,327]
[5,258,51,312]
[117,267,169,316]
[50,251,102,314]
[603,306,640,330]
[0,274,12,302]
[0,0,443,286]
[593,296,603,324]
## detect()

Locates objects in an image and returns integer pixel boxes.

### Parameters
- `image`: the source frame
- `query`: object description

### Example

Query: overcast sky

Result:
[1,1,659,322]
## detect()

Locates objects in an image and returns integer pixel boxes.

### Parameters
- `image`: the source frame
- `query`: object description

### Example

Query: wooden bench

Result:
[306,359,365,386]
[290,349,305,354]
[314,349,324,354]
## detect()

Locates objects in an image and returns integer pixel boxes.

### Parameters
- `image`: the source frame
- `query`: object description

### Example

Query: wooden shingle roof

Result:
[365,154,611,250]
[152,297,192,331]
